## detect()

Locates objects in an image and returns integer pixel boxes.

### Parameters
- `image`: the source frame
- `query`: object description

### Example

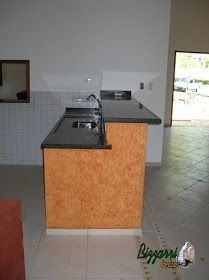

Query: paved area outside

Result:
[172,85,209,125]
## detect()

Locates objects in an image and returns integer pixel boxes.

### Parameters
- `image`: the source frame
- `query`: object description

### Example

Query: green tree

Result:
[176,53,199,69]
[201,57,209,68]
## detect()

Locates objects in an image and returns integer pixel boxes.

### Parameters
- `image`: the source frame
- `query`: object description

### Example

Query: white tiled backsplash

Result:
[0,91,99,165]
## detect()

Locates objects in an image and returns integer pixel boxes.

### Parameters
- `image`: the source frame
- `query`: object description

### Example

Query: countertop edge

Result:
[41,144,112,149]
[104,118,161,124]
[101,97,161,124]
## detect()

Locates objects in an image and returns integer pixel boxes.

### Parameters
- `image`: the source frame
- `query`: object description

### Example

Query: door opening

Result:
[172,51,209,126]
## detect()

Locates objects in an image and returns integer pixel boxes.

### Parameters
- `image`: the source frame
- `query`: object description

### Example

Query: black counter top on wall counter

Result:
[101,97,161,124]
[41,108,111,149]
[41,98,161,149]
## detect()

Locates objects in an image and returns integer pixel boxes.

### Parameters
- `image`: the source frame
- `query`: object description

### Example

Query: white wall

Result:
[165,0,209,125]
[0,0,171,164]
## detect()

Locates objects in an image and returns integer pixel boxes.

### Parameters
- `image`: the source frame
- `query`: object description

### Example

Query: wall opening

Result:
[172,51,209,126]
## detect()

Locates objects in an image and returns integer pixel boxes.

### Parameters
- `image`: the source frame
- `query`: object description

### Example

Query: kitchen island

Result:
[41,94,161,234]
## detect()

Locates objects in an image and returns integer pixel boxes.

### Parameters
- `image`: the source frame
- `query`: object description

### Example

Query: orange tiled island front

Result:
[43,123,148,229]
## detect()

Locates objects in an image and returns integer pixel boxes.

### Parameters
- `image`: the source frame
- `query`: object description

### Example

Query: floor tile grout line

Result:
[136,235,153,280]
[144,198,182,280]
[27,224,46,278]
[170,197,209,211]
[26,240,41,278]
[179,205,209,230]
[178,157,209,168]
[167,188,188,199]
[167,177,209,208]
[166,195,203,212]
[145,199,182,280]
[173,171,209,182]
[85,232,89,280]
[150,175,205,191]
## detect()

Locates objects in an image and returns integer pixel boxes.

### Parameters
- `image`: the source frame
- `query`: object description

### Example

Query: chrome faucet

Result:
[87,94,106,144]
[86,94,102,110]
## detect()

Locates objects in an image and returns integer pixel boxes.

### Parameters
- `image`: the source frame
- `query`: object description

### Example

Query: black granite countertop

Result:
[101,97,161,124]
[41,108,111,149]
[41,98,161,149]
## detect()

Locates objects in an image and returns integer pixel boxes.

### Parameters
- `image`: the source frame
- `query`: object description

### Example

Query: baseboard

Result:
[88,229,142,236]
[146,162,162,167]
[46,228,142,236]
[46,229,88,235]
[164,124,171,127]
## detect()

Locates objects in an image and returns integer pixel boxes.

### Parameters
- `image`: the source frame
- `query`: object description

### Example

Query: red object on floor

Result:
[0,200,25,280]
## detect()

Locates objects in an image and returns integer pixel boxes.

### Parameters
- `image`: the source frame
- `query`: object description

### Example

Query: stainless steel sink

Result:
[53,107,101,134]
[72,121,97,129]
[41,107,110,149]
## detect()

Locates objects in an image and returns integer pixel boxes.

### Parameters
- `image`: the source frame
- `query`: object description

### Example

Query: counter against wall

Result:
[41,97,161,149]
[101,98,161,123]
[42,97,161,231]
[44,123,147,230]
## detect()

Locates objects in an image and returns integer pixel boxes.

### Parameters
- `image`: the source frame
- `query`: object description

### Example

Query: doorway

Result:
[172,51,209,126]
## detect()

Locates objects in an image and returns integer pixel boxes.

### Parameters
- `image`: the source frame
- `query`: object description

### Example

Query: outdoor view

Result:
[172,51,209,126]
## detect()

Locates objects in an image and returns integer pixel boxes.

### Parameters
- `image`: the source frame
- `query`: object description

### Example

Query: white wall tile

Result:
[0,91,98,165]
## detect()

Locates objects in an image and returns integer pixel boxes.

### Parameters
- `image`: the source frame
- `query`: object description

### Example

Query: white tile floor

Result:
[0,126,209,279]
